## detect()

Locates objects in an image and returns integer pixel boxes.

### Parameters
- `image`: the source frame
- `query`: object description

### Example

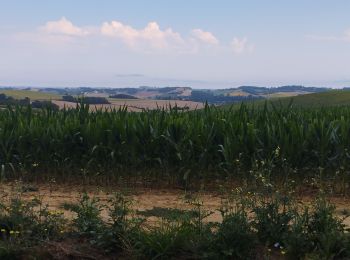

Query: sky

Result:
[0,0,350,88]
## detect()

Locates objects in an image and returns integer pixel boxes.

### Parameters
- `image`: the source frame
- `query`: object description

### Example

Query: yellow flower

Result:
[281,250,286,255]
[0,229,6,233]
[9,230,14,234]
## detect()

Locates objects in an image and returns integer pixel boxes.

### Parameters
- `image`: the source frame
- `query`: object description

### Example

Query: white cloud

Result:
[101,21,185,51]
[231,37,254,54]
[39,17,90,36]
[32,18,254,55]
[191,29,218,45]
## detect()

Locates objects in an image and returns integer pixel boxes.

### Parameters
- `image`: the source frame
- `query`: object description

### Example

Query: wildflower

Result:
[32,163,39,167]
[15,231,20,234]
[274,242,280,248]
[1,229,6,233]
[268,248,271,252]
[281,250,286,255]
[275,146,280,156]
[9,230,14,235]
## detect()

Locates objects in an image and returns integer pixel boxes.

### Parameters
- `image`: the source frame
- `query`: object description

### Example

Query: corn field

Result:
[0,103,350,180]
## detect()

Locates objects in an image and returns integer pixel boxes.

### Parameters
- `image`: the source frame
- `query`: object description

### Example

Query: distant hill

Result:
[219,85,329,98]
[269,90,350,107]
[0,89,61,100]
[109,94,138,99]
[0,85,339,105]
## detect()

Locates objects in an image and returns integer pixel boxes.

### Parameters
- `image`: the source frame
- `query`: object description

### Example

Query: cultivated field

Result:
[0,89,61,100]
[52,99,204,111]
[1,102,350,259]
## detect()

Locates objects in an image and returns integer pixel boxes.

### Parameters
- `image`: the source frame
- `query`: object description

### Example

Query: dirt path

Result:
[0,182,349,227]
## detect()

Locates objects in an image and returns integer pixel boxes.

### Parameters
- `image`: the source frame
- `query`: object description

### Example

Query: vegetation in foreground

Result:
[0,178,349,259]
[1,103,350,187]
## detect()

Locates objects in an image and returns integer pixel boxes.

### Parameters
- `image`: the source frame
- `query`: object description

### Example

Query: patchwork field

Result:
[52,99,204,111]
[0,89,61,100]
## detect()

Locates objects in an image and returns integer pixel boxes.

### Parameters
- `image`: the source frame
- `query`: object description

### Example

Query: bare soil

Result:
[52,99,204,112]
[1,182,349,227]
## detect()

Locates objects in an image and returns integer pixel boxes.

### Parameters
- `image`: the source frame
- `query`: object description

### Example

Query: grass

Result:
[269,90,350,107]
[0,90,61,101]
[0,178,349,259]
[230,90,350,108]
[137,207,198,220]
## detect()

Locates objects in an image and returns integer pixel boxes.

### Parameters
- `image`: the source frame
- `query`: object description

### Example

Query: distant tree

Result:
[109,94,138,99]
[62,95,77,102]
[31,100,59,110]
[78,97,110,104]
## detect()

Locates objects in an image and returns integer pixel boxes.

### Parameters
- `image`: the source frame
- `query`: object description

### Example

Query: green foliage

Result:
[137,207,198,220]
[101,193,143,252]
[63,193,104,236]
[252,195,295,246]
[2,104,350,185]
[0,187,350,259]
[132,199,214,259]
[0,195,66,258]
[214,211,257,259]
[307,197,349,259]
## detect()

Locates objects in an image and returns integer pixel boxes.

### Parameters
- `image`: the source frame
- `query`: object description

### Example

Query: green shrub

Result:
[251,194,295,247]
[0,195,66,258]
[307,197,350,259]
[63,193,104,237]
[131,196,214,259]
[214,211,257,259]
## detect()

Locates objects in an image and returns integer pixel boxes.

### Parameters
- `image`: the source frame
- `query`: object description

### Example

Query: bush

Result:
[78,97,110,104]
[0,186,349,259]
[0,195,66,258]
[62,95,76,102]
[109,94,138,99]
[307,197,349,259]
[31,100,59,110]
[214,211,257,259]
[63,193,104,237]
[252,196,295,246]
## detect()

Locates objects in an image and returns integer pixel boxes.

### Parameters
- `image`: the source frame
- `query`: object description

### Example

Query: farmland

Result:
[0,89,61,101]
[1,99,350,258]
[53,99,204,111]
[1,103,350,182]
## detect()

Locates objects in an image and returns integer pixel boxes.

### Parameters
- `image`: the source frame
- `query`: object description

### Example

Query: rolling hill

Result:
[0,89,61,100]
[268,90,350,107]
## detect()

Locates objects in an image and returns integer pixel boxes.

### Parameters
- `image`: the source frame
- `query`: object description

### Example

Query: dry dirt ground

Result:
[0,182,349,227]
[52,99,204,112]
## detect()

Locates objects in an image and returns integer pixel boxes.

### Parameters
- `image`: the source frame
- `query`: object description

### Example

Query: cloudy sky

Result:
[1,0,350,88]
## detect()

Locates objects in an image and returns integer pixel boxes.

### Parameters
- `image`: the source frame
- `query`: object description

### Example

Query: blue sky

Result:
[1,0,350,88]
